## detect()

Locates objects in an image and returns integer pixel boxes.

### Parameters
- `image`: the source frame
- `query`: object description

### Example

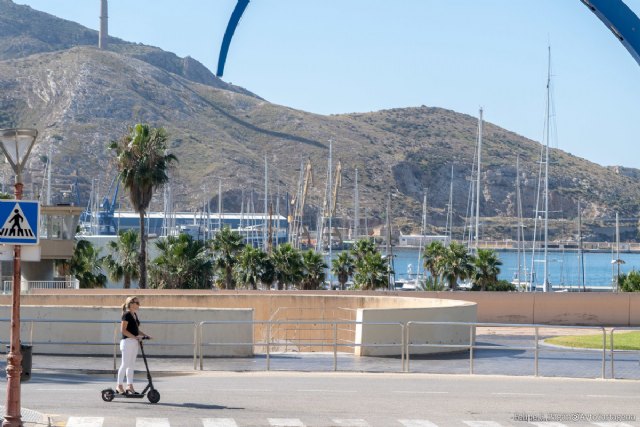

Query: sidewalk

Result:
[0,406,50,426]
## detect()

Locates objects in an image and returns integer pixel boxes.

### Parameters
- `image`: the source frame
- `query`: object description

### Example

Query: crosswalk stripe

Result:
[331,419,370,426]
[268,419,305,427]
[530,423,568,427]
[136,418,170,427]
[65,417,103,427]
[398,420,440,427]
[463,422,504,427]
[202,419,239,427]
[593,423,634,427]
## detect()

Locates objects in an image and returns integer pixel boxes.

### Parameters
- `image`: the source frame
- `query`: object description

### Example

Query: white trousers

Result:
[117,338,139,386]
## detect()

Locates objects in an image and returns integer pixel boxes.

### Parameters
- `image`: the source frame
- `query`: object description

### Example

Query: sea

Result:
[327,247,640,290]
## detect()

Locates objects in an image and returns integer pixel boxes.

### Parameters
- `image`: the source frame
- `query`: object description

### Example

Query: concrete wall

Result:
[8,290,638,326]
[411,292,636,326]
[0,291,479,357]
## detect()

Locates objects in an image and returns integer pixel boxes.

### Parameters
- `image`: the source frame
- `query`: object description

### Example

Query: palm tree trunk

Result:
[226,266,234,290]
[139,210,147,289]
[124,274,131,289]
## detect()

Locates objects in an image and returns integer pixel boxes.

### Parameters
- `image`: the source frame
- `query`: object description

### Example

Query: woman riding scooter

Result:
[116,296,151,395]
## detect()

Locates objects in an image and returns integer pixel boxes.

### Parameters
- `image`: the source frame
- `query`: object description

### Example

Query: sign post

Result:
[0,128,37,427]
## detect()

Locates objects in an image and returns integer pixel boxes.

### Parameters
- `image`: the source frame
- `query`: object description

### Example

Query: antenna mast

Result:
[99,0,108,49]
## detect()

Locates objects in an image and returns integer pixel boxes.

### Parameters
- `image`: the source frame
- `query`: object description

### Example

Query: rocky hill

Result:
[1,0,639,242]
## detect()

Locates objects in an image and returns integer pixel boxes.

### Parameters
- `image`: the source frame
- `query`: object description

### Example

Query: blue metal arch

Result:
[580,0,640,66]
[215,1,640,78]
[216,0,250,77]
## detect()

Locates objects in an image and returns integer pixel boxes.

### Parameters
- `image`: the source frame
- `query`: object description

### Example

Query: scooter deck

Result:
[111,390,145,399]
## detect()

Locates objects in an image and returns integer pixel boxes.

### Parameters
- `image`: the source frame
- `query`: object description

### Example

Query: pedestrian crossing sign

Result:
[0,200,39,245]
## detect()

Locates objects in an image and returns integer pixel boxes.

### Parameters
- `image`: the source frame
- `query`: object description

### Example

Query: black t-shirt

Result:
[121,311,140,339]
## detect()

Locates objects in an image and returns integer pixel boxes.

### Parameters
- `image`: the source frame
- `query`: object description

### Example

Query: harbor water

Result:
[329,247,640,290]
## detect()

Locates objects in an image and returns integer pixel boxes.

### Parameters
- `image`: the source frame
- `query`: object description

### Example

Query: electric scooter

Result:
[101,336,160,404]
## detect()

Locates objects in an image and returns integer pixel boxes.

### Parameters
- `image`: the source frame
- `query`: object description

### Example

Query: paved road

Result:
[1,332,638,426]
[6,371,640,427]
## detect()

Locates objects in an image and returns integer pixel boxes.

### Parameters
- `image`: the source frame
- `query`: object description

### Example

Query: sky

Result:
[13,0,640,168]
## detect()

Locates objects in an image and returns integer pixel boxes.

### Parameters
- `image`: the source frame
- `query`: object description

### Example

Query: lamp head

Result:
[0,128,38,176]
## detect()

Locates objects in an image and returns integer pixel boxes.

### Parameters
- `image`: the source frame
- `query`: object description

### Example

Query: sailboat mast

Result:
[578,200,586,291]
[416,191,427,280]
[327,139,333,286]
[386,192,393,290]
[543,46,551,292]
[263,154,268,251]
[515,155,522,288]
[616,211,621,291]
[354,167,359,240]
[474,108,483,251]
[446,165,453,242]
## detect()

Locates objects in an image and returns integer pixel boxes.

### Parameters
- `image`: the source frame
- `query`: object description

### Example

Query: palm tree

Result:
[149,233,212,289]
[422,240,446,286]
[472,249,503,291]
[353,250,389,290]
[300,250,327,290]
[69,240,107,288]
[109,124,177,289]
[211,226,245,289]
[332,251,355,290]
[270,243,303,290]
[102,229,140,288]
[439,242,474,290]
[234,245,270,290]
[350,238,377,262]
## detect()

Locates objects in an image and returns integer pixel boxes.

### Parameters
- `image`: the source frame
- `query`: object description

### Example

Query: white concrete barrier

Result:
[355,299,477,356]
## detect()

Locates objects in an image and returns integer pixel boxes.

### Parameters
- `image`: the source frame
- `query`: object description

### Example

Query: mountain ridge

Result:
[1,0,639,242]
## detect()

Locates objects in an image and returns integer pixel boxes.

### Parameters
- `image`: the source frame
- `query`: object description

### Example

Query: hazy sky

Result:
[14,0,640,168]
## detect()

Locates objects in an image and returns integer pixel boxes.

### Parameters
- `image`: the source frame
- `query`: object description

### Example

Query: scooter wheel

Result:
[147,389,160,404]
[101,389,115,402]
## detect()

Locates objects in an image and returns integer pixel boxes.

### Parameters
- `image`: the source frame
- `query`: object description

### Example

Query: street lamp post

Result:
[0,128,38,427]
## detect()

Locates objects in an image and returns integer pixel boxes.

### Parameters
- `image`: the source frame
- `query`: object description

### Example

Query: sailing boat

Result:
[459,109,483,290]
[511,155,532,291]
[530,46,556,292]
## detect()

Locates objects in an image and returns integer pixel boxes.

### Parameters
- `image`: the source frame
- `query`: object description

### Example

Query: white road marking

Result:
[136,418,170,427]
[463,422,504,427]
[65,417,103,427]
[394,390,449,394]
[202,419,239,427]
[268,418,305,426]
[530,423,568,427]
[331,419,370,426]
[593,423,634,427]
[398,420,440,427]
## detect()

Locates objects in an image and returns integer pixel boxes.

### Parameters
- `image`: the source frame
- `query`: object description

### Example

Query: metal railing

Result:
[199,320,405,372]
[406,322,607,377]
[2,279,79,293]
[609,327,640,378]
[0,318,199,370]
[0,318,625,378]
